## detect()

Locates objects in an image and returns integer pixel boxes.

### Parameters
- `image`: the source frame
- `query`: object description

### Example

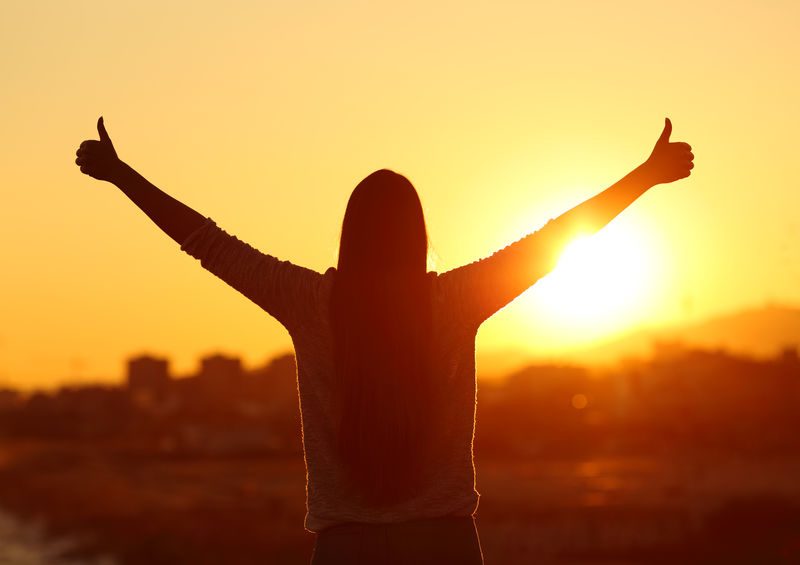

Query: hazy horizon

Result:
[5,300,798,392]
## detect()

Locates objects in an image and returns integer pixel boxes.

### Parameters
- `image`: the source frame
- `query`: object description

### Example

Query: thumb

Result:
[97,116,114,147]
[656,117,672,146]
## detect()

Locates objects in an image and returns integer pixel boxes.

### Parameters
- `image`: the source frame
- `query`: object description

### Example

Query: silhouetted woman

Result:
[75,117,693,564]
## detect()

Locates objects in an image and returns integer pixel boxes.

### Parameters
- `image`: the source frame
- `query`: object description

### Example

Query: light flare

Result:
[529,221,660,342]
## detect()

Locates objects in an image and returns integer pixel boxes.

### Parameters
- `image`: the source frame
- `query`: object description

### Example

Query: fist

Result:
[643,118,694,185]
[75,117,121,182]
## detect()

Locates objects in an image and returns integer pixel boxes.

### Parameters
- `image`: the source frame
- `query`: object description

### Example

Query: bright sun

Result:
[526,221,660,343]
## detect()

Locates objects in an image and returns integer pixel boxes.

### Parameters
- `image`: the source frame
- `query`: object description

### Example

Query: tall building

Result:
[127,355,170,407]
[198,353,244,395]
[200,353,242,380]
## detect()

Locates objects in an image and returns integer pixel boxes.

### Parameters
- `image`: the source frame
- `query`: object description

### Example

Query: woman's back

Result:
[181,218,488,531]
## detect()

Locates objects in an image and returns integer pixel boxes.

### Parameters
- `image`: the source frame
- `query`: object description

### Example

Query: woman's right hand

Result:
[75,117,123,182]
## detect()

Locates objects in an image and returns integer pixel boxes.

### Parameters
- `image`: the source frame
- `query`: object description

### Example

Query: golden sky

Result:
[2,1,799,389]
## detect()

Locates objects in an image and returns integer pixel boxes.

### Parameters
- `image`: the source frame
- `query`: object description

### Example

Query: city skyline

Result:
[4,300,799,391]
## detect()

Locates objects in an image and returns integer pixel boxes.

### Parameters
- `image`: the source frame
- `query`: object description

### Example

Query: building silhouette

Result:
[127,354,171,409]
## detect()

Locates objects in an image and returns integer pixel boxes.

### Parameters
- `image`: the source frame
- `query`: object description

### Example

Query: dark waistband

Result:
[318,515,475,537]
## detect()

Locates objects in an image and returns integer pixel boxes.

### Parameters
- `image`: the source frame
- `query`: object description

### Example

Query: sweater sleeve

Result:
[435,217,566,330]
[180,217,324,331]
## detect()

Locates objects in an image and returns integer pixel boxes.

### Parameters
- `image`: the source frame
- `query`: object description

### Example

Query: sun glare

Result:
[528,222,659,342]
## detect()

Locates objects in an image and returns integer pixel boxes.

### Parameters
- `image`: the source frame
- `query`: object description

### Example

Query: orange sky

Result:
[2,1,799,389]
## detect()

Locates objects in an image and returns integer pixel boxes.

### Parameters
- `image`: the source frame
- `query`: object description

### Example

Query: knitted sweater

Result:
[180,216,558,532]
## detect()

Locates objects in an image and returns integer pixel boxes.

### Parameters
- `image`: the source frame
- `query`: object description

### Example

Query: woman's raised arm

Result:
[439,118,695,328]
[75,117,324,331]
[75,117,206,245]
[541,118,693,245]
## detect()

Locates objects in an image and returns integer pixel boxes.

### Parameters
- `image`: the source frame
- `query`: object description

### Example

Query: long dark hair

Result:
[331,169,436,506]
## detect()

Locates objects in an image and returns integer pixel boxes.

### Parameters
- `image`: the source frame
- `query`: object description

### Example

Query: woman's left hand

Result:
[642,118,695,185]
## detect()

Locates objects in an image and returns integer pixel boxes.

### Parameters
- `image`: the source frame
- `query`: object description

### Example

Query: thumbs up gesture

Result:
[642,118,694,185]
[75,117,123,182]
